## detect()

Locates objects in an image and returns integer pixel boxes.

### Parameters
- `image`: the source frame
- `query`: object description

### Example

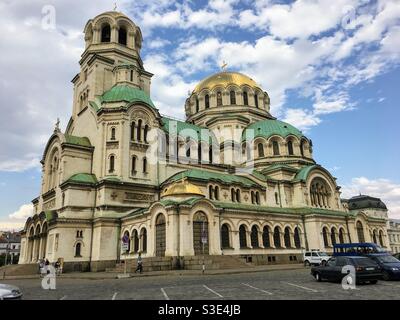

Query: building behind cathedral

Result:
[18,11,390,272]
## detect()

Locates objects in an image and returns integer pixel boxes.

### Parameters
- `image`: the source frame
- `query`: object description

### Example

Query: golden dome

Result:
[193,71,261,94]
[162,180,204,197]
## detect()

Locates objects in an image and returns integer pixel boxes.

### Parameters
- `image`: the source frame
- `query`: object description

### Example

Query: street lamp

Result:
[4,233,10,266]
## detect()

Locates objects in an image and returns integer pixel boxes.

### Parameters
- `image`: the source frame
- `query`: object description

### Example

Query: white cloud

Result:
[8,203,34,220]
[341,177,400,219]
[282,108,321,132]
[0,221,26,232]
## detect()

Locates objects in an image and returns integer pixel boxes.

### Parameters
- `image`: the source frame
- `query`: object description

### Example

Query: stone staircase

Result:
[106,255,251,273]
[0,264,39,277]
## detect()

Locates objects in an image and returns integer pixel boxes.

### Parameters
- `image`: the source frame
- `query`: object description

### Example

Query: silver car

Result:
[0,284,23,300]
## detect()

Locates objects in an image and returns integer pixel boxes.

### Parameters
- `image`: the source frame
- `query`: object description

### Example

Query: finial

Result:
[221,60,228,71]
[113,2,117,11]
[55,118,60,131]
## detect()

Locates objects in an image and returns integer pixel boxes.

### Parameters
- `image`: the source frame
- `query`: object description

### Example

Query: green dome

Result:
[242,119,304,141]
[100,85,156,109]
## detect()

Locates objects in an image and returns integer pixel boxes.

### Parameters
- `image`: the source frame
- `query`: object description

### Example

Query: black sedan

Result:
[393,253,400,261]
[368,254,400,280]
[311,256,381,284]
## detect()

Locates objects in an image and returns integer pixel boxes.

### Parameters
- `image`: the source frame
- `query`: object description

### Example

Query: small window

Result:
[109,155,115,173]
[257,143,264,158]
[75,243,82,257]
[144,125,149,143]
[137,119,142,141]
[143,157,147,173]
[209,185,214,200]
[131,156,137,174]
[275,192,279,205]
[236,189,241,203]
[196,98,199,112]
[254,94,259,108]
[130,122,135,141]
[205,94,210,109]
[130,70,133,82]
[288,140,294,155]
[231,188,235,202]
[230,91,236,105]
[273,141,280,155]
[214,186,219,200]
[243,91,248,105]
[110,127,116,141]
[217,91,222,106]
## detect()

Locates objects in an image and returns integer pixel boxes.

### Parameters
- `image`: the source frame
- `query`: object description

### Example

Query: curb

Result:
[1,265,306,281]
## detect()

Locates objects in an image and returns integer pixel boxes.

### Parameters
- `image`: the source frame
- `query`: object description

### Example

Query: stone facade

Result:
[388,219,400,253]
[19,11,389,271]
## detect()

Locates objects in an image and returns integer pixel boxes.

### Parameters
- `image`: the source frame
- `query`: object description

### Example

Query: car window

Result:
[305,253,311,257]
[319,252,328,257]
[377,255,400,263]
[354,258,378,267]
[327,258,336,266]
[336,257,347,267]
[312,252,318,257]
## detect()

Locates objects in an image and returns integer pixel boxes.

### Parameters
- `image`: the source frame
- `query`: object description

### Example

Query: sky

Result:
[0,0,400,230]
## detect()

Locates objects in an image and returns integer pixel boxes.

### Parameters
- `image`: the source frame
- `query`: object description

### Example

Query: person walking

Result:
[135,253,143,274]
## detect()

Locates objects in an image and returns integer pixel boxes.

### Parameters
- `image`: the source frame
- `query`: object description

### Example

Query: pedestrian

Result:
[55,259,61,275]
[135,253,143,274]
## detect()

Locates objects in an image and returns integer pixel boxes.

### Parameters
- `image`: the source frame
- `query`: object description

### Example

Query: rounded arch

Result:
[220,223,231,249]
[356,220,366,243]
[273,226,282,248]
[293,227,301,248]
[239,224,248,248]
[330,226,338,245]
[250,225,260,248]
[322,226,330,247]
[284,226,292,248]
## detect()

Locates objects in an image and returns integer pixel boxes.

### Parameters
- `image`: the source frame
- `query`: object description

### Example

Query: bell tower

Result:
[71,11,153,117]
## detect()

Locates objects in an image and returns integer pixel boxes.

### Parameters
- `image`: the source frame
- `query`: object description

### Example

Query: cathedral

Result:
[19,11,389,272]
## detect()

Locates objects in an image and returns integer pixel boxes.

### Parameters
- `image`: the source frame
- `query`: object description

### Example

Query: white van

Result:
[303,250,331,266]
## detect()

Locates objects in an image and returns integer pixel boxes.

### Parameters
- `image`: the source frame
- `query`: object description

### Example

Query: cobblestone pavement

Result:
[2,268,400,300]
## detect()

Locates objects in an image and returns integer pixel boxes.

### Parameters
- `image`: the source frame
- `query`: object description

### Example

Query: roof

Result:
[242,119,305,141]
[161,117,215,143]
[66,173,98,185]
[292,165,319,182]
[164,169,260,188]
[64,135,92,147]
[100,84,156,109]
[193,71,261,93]
[347,195,387,210]
[162,180,204,197]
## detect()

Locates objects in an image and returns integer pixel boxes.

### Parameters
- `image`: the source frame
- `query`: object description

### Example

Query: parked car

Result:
[311,256,382,284]
[0,284,22,300]
[393,253,400,260]
[303,250,331,266]
[367,254,400,280]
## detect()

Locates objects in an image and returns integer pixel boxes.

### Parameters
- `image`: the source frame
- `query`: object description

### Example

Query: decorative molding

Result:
[124,192,154,202]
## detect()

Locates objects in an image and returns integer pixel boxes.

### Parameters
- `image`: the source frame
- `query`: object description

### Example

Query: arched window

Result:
[251,226,259,248]
[287,140,294,155]
[196,98,199,112]
[132,230,139,252]
[300,140,305,156]
[263,226,271,248]
[214,186,219,200]
[75,243,82,257]
[294,227,301,248]
[230,91,236,105]
[251,191,255,204]
[331,228,337,245]
[231,188,235,202]
[254,94,259,108]
[118,26,127,45]
[143,157,147,173]
[239,225,247,248]
[110,127,116,141]
[109,155,115,173]
[209,185,214,200]
[221,224,230,249]
[284,227,291,248]
[273,227,281,248]
[243,91,248,105]
[130,70,133,82]
[339,228,345,244]
[379,230,384,246]
[256,192,260,205]
[236,189,241,203]
[217,91,222,106]
[275,192,279,205]
[144,125,149,143]
[101,24,111,42]
[310,178,331,208]
[372,230,378,244]
[272,141,280,155]
[322,227,329,247]
[257,143,264,158]
[141,228,147,252]
[137,120,142,141]
[131,156,137,174]
[209,146,213,164]
[130,121,135,141]
[186,138,191,158]
[356,221,365,243]
[205,94,210,109]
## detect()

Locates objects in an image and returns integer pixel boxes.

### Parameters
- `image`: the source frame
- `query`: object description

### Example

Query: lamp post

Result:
[4,233,10,266]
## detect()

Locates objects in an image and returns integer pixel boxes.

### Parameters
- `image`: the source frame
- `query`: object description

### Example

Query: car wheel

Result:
[304,260,311,267]
[382,271,390,281]
[315,272,322,282]
[321,260,327,266]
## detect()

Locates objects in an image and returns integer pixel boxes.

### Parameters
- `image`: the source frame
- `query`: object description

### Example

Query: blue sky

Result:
[1,0,400,230]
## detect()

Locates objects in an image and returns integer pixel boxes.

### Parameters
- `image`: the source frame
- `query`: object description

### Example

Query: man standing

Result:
[135,253,143,274]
